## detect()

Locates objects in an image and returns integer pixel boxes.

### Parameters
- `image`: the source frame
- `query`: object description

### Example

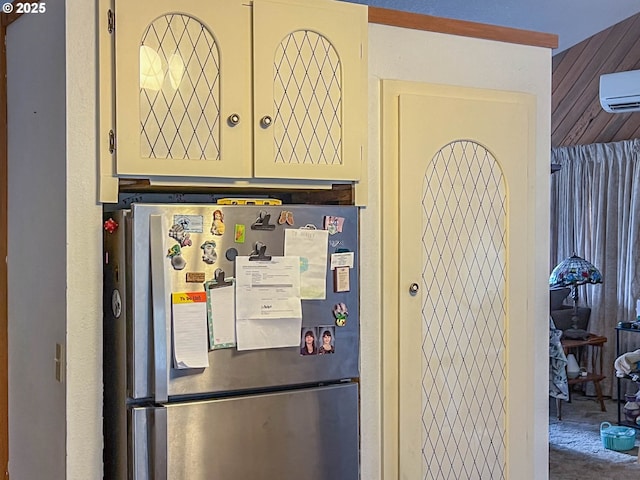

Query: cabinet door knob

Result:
[260,115,273,128]
[409,283,419,295]
[228,114,240,126]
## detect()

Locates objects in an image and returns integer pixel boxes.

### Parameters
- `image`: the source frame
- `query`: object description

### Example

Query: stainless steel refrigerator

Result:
[103,203,360,479]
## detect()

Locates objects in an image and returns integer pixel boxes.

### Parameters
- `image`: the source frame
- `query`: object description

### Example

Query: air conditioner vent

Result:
[606,101,640,112]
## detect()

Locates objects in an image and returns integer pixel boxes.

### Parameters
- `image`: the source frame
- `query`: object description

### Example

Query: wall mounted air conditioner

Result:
[599,69,640,113]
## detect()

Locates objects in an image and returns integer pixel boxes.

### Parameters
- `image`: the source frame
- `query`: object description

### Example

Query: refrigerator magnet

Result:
[104,217,118,234]
[333,302,348,327]
[324,216,344,235]
[225,248,239,261]
[330,251,354,270]
[333,266,350,293]
[234,224,246,243]
[166,244,186,270]
[300,328,318,356]
[210,209,226,236]
[186,272,206,283]
[172,214,203,233]
[278,210,295,225]
[169,223,193,247]
[200,240,217,264]
[317,326,336,354]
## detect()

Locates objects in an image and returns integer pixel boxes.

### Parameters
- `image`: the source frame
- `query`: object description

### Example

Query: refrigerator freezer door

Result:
[127,204,360,399]
[131,383,359,480]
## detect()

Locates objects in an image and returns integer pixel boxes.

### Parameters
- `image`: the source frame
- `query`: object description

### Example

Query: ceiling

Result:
[351,0,640,53]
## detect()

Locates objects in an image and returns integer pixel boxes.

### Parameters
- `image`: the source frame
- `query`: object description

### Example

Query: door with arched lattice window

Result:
[383,80,536,479]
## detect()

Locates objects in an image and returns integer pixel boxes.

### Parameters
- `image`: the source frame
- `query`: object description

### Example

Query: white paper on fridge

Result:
[284,228,329,299]
[235,256,302,350]
[171,292,209,369]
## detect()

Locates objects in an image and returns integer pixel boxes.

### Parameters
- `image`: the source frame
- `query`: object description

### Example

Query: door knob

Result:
[227,113,240,126]
[409,283,419,295]
[260,115,273,128]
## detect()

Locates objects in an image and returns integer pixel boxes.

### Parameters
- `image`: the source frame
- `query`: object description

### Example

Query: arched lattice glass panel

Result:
[273,30,342,166]
[139,14,220,160]
[420,140,507,479]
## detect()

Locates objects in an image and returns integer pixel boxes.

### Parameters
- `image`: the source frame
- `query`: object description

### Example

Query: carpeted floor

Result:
[549,395,640,479]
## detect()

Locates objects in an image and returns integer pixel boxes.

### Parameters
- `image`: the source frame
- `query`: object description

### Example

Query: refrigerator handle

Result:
[149,215,169,403]
[152,407,168,480]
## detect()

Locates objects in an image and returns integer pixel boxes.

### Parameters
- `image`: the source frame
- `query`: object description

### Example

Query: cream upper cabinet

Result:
[252,0,366,181]
[106,0,367,183]
[113,0,252,178]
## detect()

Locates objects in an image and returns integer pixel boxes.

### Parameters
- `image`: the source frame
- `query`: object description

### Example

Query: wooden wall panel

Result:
[552,12,640,148]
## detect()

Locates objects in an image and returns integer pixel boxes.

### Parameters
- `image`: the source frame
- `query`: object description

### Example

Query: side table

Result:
[557,334,607,420]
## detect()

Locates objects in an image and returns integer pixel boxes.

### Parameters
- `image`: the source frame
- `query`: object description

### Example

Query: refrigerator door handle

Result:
[149,215,169,403]
[152,407,168,480]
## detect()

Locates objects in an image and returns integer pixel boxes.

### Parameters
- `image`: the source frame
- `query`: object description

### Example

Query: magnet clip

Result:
[251,211,275,231]
[249,242,272,261]
[206,268,233,289]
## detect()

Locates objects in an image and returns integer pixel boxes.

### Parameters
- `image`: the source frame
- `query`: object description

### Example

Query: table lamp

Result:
[549,254,603,339]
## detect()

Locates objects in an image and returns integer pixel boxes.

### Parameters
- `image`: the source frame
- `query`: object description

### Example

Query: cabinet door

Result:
[253,0,367,181]
[113,0,252,178]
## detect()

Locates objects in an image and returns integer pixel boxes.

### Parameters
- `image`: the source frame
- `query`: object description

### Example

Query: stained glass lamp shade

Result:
[549,254,603,339]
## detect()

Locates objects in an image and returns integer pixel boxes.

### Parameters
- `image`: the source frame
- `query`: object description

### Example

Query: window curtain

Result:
[550,139,640,398]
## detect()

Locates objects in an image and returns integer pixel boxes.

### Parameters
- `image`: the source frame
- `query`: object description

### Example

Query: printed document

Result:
[235,256,302,319]
[235,256,302,350]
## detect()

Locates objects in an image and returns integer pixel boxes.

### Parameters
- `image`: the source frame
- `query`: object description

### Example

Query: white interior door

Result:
[383,80,535,479]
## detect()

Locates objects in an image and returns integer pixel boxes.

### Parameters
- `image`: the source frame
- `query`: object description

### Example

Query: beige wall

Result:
[65,1,104,478]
